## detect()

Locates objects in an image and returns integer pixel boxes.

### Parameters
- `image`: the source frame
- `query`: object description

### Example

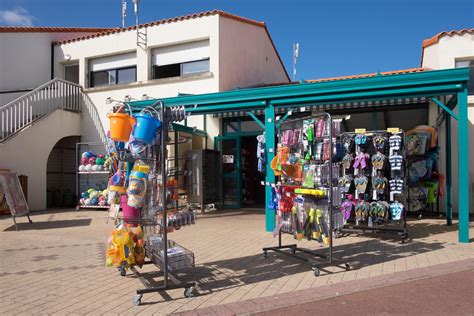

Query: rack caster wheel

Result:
[291,248,296,254]
[119,265,126,277]
[312,266,320,277]
[184,287,195,298]
[263,251,267,258]
[133,294,143,306]
[345,263,351,270]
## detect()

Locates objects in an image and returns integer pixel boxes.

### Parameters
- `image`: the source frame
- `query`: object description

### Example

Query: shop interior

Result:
[215,102,431,214]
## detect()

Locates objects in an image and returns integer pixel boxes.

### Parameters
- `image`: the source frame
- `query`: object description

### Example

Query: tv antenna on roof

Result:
[121,0,127,28]
[293,43,299,82]
[132,0,140,26]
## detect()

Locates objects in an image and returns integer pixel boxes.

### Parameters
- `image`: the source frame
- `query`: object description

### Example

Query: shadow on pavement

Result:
[134,238,444,303]
[2,219,92,231]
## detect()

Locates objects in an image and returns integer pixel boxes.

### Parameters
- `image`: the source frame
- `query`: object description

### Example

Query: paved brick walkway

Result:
[0,209,473,315]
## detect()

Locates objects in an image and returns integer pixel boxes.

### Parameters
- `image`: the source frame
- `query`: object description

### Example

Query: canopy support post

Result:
[264,101,276,232]
[457,86,469,243]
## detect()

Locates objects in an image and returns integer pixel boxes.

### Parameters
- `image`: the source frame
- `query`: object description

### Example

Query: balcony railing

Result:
[0,79,82,142]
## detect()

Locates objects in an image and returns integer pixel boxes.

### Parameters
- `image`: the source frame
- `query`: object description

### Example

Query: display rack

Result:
[110,101,197,306]
[263,113,350,276]
[76,142,110,209]
[406,126,441,218]
[337,130,408,241]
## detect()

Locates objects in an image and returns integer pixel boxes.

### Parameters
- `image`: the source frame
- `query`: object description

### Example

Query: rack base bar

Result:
[339,227,408,240]
[262,244,351,277]
[129,265,196,304]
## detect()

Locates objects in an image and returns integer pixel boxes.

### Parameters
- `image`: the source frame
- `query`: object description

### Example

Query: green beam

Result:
[457,86,469,243]
[186,100,266,114]
[271,84,462,107]
[246,112,265,130]
[431,97,458,120]
[171,123,207,138]
[276,107,296,129]
[435,95,457,126]
[264,101,276,232]
[127,68,469,111]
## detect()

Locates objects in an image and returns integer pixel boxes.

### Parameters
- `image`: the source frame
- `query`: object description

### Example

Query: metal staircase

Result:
[0,79,83,142]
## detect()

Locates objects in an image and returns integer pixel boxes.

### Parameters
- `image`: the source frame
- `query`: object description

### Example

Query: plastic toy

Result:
[108,169,126,204]
[132,108,162,145]
[105,224,136,269]
[79,188,108,206]
[121,194,140,223]
[127,160,150,208]
[108,105,136,142]
[105,224,145,271]
[82,151,97,159]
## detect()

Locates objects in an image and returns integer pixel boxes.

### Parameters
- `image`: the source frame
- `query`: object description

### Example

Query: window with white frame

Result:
[151,40,210,79]
[455,59,474,95]
[89,52,137,87]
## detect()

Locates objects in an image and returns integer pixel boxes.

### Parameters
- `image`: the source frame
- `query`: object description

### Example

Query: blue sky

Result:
[1,0,472,80]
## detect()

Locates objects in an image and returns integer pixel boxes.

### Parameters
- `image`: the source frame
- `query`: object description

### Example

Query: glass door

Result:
[215,136,241,208]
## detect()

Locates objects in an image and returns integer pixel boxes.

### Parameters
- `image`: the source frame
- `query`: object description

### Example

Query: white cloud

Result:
[0,7,33,26]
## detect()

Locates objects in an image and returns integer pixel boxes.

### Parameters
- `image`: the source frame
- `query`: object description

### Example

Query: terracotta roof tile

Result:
[243,68,429,89]
[55,9,266,45]
[0,26,112,33]
[306,67,428,83]
[422,28,474,48]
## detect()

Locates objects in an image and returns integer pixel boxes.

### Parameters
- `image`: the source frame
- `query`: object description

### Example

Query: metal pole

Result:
[457,86,469,243]
[327,113,333,263]
[174,131,179,212]
[160,101,169,285]
[445,113,453,226]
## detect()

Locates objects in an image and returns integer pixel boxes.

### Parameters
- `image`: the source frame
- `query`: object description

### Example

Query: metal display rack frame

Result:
[76,142,110,209]
[337,130,409,242]
[263,113,350,276]
[115,101,196,306]
[406,126,441,219]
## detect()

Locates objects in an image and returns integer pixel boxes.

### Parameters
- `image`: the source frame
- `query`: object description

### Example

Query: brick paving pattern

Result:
[0,209,473,315]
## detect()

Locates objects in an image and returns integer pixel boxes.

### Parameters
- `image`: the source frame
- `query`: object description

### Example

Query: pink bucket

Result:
[121,194,140,223]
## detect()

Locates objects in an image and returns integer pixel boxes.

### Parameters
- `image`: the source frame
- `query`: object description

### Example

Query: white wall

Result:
[54,14,288,147]
[0,32,100,106]
[54,15,221,145]
[218,16,289,91]
[0,110,81,210]
[423,33,474,69]
[423,32,474,214]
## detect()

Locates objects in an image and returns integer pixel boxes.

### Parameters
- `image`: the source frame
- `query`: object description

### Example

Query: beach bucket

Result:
[132,107,162,145]
[121,194,140,223]
[109,104,136,142]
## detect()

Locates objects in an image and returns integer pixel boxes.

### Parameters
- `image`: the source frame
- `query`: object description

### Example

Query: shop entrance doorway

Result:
[215,134,266,209]
[46,136,80,208]
[215,135,241,208]
[241,135,265,207]
[216,117,266,209]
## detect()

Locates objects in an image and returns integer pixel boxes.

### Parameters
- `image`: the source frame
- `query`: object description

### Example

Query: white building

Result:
[0,26,112,105]
[422,28,474,213]
[0,10,289,210]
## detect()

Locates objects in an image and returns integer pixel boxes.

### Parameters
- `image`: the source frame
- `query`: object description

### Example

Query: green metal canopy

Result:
[128,67,471,243]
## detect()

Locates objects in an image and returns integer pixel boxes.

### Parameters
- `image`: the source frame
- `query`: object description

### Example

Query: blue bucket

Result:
[132,113,161,145]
